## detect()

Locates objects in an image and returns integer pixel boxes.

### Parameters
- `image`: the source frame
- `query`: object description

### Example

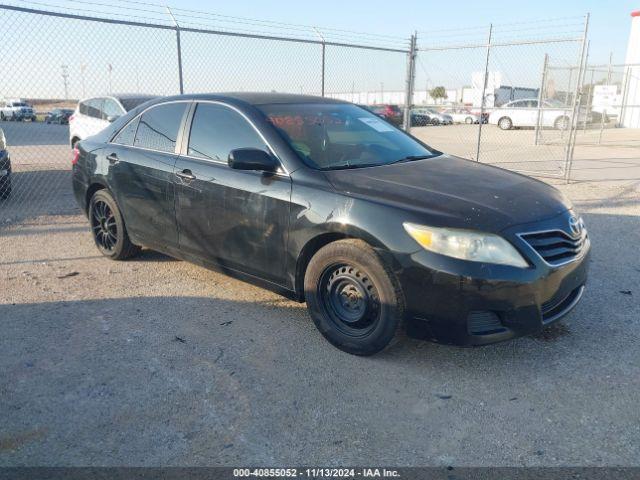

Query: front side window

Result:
[134,102,187,153]
[259,103,437,170]
[112,117,140,146]
[187,103,268,162]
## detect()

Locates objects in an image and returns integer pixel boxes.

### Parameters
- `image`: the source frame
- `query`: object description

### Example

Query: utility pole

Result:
[80,63,87,98]
[107,64,113,95]
[61,64,69,100]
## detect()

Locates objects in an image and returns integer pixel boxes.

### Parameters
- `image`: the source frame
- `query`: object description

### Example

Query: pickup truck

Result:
[0,99,37,121]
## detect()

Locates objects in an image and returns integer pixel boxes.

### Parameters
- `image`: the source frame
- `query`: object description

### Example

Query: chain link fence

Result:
[410,16,589,180]
[4,3,632,228]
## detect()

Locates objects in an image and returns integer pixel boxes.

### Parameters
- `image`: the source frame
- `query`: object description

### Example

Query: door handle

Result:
[176,169,196,181]
[106,153,119,164]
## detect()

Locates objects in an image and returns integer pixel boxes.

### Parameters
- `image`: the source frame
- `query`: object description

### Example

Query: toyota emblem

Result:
[568,216,582,237]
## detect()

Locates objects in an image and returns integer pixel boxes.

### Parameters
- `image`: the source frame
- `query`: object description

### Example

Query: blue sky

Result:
[2,0,638,99]
[173,0,636,65]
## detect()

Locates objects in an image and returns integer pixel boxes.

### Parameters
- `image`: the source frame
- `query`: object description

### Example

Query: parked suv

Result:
[0,128,11,199]
[70,95,157,147]
[1,99,36,122]
[72,93,589,356]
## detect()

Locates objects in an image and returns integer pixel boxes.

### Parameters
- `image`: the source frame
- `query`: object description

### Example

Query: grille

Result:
[467,311,505,335]
[520,230,588,266]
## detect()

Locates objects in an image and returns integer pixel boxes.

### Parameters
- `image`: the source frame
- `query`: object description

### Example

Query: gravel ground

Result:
[1,165,639,466]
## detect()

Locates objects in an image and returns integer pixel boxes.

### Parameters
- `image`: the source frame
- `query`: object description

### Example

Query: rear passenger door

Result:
[174,102,291,285]
[107,101,189,249]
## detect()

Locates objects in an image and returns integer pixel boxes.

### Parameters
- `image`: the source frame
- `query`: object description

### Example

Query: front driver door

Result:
[174,102,291,286]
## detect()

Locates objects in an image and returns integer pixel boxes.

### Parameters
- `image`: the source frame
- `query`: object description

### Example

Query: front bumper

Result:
[397,214,590,346]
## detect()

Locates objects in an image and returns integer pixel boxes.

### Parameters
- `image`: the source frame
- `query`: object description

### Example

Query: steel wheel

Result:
[91,199,118,253]
[318,263,381,337]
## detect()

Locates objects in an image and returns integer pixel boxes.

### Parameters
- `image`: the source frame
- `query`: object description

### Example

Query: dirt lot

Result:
[1,121,640,466]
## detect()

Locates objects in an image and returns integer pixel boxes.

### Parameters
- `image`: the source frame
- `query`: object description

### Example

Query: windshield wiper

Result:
[391,154,433,164]
[321,162,382,171]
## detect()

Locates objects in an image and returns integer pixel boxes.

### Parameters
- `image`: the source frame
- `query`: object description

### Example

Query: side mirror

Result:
[106,115,120,123]
[228,148,278,172]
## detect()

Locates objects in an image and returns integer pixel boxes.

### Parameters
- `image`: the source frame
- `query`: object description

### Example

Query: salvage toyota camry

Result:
[71,93,590,355]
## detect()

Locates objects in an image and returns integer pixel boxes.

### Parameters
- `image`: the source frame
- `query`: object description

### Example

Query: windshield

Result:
[12,102,28,107]
[260,103,438,170]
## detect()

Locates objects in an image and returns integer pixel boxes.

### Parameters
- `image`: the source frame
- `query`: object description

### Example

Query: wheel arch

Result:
[293,225,398,301]
[85,181,109,213]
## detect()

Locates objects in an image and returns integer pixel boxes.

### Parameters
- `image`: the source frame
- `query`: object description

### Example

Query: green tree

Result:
[429,86,448,104]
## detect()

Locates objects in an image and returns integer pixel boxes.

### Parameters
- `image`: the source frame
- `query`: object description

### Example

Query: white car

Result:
[70,94,156,147]
[412,108,453,125]
[488,98,590,130]
[441,108,480,124]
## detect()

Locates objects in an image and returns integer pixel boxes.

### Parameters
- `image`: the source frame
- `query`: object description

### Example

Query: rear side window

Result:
[102,99,124,120]
[112,117,140,146]
[79,101,88,115]
[134,102,187,153]
[187,103,268,162]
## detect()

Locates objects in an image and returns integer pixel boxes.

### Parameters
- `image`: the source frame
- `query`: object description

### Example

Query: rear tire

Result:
[304,239,404,356]
[554,115,570,130]
[89,190,141,260]
[498,116,513,130]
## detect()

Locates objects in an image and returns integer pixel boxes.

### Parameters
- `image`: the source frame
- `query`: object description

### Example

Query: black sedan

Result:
[45,108,74,125]
[72,93,590,355]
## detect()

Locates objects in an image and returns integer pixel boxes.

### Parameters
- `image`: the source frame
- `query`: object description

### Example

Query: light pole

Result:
[80,63,87,98]
[107,64,113,95]
[61,64,69,100]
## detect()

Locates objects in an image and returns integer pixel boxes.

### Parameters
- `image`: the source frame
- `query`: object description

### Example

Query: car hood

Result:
[323,154,572,232]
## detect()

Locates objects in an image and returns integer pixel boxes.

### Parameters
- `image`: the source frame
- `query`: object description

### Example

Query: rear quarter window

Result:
[112,117,140,146]
[133,102,188,153]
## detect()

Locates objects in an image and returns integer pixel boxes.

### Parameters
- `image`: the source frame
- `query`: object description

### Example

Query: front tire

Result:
[89,190,140,260]
[304,239,404,356]
[498,116,513,130]
[465,117,473,124]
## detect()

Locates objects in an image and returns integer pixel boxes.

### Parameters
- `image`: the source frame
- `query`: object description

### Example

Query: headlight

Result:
[403,222,529,268]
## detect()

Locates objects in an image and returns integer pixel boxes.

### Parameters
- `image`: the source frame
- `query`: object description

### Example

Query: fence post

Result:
[166,6,184,95]
[534,53,549,146]
[403,32,417,132]
[312,28,326,97]
[564,13,589,183]
[475,24,492,162]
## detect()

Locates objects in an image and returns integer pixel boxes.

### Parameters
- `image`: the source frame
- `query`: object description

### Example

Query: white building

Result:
[622,10,640,128]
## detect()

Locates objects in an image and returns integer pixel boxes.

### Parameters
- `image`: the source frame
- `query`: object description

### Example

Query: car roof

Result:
[149,92,349,106]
